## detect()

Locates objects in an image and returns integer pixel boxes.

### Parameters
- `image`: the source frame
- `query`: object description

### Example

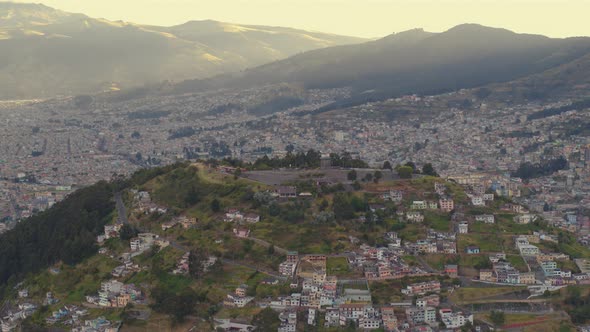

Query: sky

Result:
[11,0,590,38]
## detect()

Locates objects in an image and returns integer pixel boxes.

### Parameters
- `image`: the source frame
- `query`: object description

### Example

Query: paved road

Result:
[114,192,128,225]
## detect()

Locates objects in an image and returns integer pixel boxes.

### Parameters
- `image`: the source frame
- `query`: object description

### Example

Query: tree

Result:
[285,144,295,153]
[131,131,141,139]
[347,170,357,181]
[267,245,275,255]
[461,321,474,332]
[189,250,208,279]
[363,173,373,182]
[150,287,201,323]
[119,224,138,241]
[490,310,505,327]
[210,198,221,213]
[234,168,242,179]
[373,171,383,183]
[251,307,281,332]
[422,163,438,177]
[404,161,416,172]
[352,181,362,190]
[383,161,392,170]
[333,193,355,221]
[396,166,413,179]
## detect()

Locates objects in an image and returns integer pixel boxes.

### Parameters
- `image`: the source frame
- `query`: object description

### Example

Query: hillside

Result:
[173,24,590,109]
[0,2,365,99]
[478,52,590,103]
[2,162,589,330]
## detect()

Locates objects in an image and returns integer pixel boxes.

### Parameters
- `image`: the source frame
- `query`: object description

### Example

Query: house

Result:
[161,220,177,231]
[470,196,485,206]
[104,224,121,239]
[342,289,372,303]
[224,294,254,308]
[244,213,260,223]
[225,208,244,221]
[286,251,299,263]
[406,211,424,223]
[479,269,494,282]
[439,198,454,212]
[427,201,438,209]
[475,214,495,224]
[434,182,446,195]
[233,228,250,238]
[279,262,297,276]
[518,244,540,256]
[382,307,398,331]
[520,272,536,284]
[416,295,440,308]
[439,309,473,329]
[401,281,441,296]
[276,186,297,198]
[369,204,386,212]
[465,246,480,254]
[179,217,197,229]
[515,214,537,224]
[383,190,403,202]
[457,222,468,234]
[214,319,256,332]
[412,201,427,210]
[541,261,560,277]
[445,264,458,278]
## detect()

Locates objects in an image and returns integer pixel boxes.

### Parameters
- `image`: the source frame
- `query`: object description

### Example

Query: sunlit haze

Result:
[9,0,590,38]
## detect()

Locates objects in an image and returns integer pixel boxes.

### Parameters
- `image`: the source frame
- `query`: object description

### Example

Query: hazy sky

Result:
[14,0,590,38]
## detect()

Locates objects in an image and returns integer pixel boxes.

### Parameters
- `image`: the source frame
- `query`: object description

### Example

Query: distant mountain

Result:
[0,2,365,99]
[173,24,590,108]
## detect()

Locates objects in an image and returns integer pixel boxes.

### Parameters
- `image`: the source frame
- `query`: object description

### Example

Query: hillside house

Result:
[475,214,495,224]
[406,211,424,223]
[439,198,454,212]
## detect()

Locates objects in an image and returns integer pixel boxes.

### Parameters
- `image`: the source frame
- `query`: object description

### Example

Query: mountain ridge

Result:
[169,23,590,109]
[0,2,366,99]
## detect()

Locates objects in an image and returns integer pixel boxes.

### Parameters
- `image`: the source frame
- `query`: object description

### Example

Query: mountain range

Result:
[3,2,590,103]
[173,24,590,107]
[0,2,365,99]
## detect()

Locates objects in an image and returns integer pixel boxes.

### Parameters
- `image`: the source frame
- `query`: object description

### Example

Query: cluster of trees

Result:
[512,156,568,180]
[252,149,322,169]
[252,150,369,170]
[392,162,438,179]
[0,181,115,288]
[332,192,367,221]
[489,310,505,327]
[565,286,590,324]
[329,152,369,168]
[151,167,204,208]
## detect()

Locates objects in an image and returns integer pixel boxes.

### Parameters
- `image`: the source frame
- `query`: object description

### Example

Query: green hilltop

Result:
[1,161,590,330]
